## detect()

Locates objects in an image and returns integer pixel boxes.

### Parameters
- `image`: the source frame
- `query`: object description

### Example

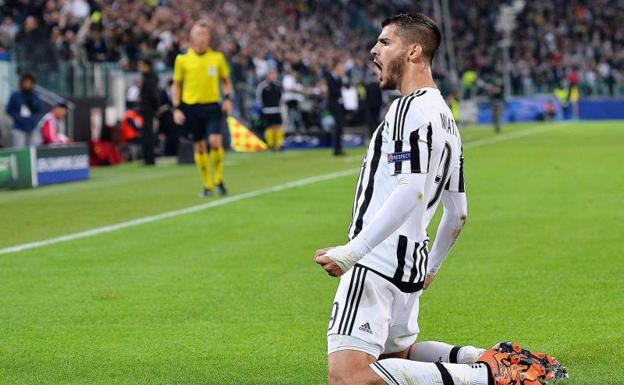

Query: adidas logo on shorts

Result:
[359,322,373,334]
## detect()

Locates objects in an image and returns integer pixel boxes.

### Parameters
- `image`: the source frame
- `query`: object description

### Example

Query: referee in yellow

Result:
[171,20,233,197]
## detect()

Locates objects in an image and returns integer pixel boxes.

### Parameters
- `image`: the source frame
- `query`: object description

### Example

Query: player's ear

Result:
[408,44,422,63]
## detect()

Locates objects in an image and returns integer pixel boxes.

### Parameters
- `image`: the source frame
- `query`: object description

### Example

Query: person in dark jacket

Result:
[6,73,42,148]
[256,69,283,151]
[156,79,179,156]
[138,58,160,165]
[85,28,109,62]
[324,60,346,156]
[364,62,383,139]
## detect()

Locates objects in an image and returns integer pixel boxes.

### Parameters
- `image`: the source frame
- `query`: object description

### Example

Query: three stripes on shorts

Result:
[336,265,368,335]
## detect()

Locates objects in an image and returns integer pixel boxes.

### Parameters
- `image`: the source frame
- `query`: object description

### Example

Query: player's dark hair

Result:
[19,73,35,84]
[381,13,441,64]
[139,57,153,68]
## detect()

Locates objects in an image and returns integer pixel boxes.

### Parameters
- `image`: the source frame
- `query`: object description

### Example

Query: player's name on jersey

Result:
[440,113,458,136]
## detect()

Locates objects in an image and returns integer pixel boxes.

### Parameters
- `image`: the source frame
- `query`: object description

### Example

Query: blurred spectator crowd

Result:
[0,0,622,101]
[453,0,624,97]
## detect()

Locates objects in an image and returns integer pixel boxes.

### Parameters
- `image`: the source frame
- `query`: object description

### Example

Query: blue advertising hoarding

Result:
[478,97,624,123]
[35,144,89,186]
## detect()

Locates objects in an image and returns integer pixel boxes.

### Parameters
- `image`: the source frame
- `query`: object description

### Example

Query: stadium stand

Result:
[0,0,623,147]
[1,0,622,95]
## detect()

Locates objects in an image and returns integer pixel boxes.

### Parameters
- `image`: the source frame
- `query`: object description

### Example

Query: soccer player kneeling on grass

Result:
[315,13,567,385]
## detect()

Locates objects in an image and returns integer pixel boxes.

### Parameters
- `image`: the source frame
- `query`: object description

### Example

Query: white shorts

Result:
[327,264,421,358]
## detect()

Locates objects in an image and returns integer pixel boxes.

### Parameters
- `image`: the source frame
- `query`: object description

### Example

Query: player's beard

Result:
[380,55,405,90]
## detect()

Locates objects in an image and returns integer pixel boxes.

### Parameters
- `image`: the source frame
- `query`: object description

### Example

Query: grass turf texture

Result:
[1,121,622,384]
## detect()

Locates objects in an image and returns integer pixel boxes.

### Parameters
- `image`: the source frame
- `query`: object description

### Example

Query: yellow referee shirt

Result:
[173,48,230,104]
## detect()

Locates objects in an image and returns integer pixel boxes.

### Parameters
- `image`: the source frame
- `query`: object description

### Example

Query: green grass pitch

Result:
[1,121,622,384]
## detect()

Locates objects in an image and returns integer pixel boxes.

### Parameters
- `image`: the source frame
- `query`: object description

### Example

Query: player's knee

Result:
[193,142,206,153]
[208,136,222,149]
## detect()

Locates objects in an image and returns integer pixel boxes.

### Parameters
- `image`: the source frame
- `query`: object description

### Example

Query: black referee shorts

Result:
[180,103,224,142]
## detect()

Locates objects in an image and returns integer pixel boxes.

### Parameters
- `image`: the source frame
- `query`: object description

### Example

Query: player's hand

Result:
[423,273,435,290]
[173,108,185,125]
[222,99,233,116]
[314,247,345,277]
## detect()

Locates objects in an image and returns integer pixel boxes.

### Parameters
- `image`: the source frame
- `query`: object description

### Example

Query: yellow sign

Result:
[227,117,268,152]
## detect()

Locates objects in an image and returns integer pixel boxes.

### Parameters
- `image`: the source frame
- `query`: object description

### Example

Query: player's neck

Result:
[191,46,210,55]
[399,64,436,96]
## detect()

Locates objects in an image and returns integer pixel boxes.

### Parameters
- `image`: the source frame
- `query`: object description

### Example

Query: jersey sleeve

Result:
[386,100,432,176]
[218,53,230,79]
[444,147,465,192]
[172,54,184,83]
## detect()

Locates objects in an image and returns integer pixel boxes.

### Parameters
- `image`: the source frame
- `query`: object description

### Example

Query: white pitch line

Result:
[0,169,358,255]
[463,122,566,149]
[1,122,565,255]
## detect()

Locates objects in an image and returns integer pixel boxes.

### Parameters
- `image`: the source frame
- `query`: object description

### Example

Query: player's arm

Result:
[425,148,467,288]
[221,75,233,97]
[316,105,432,275]
[171,54,185,125]
[218,53,233,116]
[170,79,182,108]
[424,191,467,288]
[315,173,426,276]
[220,75,233,116]
[171,80,185,125]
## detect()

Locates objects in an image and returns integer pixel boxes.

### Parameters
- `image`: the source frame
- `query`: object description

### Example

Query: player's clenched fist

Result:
[314,247,345,277]
[315,244,363,277]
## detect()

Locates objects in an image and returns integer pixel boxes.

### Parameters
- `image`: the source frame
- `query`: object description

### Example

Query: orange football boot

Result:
[477,348,549,385]
[495,342,569,382]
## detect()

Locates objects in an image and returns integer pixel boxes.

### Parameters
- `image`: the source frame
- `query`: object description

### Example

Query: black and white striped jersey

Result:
[348,88,465,292]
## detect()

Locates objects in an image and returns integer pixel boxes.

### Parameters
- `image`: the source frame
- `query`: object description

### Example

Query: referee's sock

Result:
[194,151,213,190]
[409,341,486,364]
[211,147,225,185]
